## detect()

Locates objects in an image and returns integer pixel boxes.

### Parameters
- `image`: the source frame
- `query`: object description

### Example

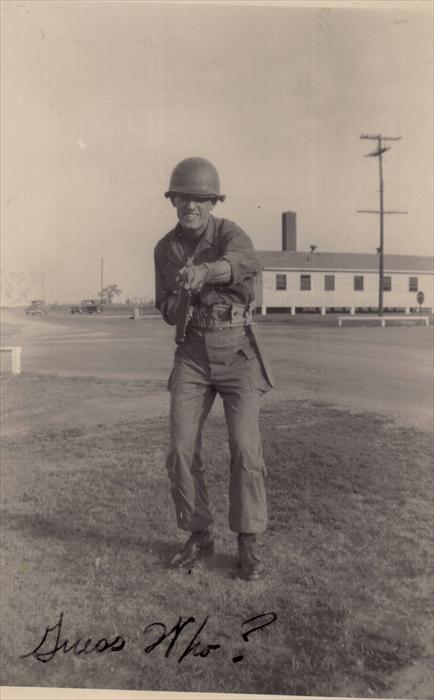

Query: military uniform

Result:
[155,156,272,579]
[155,214,271,535]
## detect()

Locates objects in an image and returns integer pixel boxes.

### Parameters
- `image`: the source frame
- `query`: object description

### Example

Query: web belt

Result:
[189,303,253,329]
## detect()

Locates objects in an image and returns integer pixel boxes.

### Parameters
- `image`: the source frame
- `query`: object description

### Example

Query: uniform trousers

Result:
[166,339,269,534]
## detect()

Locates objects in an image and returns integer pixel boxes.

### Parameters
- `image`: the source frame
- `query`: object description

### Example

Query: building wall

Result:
[259,269,434,311]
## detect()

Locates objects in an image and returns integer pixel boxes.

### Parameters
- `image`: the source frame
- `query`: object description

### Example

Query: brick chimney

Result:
[282,211,296,251]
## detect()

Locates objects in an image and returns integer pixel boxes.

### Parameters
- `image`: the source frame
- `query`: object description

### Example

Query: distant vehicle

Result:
[70,299,104,314]
[25,301,48,316]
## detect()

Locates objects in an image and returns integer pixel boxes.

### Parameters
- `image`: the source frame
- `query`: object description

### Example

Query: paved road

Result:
[2,310,433,429]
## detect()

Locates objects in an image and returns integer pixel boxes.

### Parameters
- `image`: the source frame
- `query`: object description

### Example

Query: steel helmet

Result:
[164,157,226,202]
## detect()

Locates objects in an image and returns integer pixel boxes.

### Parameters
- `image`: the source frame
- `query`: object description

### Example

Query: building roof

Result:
[256,251,434,273]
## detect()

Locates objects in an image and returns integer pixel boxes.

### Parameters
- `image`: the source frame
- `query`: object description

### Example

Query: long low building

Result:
[255,212,433,315]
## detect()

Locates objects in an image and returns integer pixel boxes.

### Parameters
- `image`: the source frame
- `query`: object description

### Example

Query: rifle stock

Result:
[175,257,194,345]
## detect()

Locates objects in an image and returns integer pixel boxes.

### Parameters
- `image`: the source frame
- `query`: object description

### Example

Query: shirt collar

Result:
[169,215,218,262]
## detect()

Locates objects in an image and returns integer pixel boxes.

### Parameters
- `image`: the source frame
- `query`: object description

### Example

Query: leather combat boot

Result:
[169,528,214,569]
[238,533,264,581]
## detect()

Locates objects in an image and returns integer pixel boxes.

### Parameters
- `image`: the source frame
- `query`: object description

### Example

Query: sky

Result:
[1,0,433,304]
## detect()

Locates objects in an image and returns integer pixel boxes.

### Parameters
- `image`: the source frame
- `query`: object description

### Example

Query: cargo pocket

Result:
[237,345,257,360]
[246,357,273,394]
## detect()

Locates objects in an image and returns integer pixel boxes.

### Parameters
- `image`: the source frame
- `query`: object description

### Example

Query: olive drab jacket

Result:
[154,215,261,325]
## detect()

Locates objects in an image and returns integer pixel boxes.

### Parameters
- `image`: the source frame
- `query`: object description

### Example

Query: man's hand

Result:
[176,260,232,292]
[176,263,209,292]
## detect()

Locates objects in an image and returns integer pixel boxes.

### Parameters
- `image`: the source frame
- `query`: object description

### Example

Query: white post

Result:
[321,306,326,316]
[290,306,296,316]
[381,318,386,328]
[12,347,21,374]
[350,306,355,316]
[1,347,22,374]
[405,307,410,315]
[262,306,267,316]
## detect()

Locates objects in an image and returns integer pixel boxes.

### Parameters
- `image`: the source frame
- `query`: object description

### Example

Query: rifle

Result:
[175,257,194,345]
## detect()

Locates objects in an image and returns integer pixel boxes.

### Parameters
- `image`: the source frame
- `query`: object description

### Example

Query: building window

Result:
[409,277,418,292]
[354,275,364,291]
[324,275,335,291]
[383,276,392,292]
[275,274,287,290]
[300,274,311,291]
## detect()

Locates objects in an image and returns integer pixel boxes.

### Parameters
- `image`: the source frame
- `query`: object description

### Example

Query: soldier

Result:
[154,157,273,580]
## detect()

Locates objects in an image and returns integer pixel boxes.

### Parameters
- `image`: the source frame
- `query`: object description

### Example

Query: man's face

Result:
[172,194,215,235]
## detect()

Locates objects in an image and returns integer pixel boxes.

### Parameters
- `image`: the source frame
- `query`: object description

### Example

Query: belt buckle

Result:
[210,305,228,324]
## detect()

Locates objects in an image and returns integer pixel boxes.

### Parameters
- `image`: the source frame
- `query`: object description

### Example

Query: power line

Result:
[357,134,407,316]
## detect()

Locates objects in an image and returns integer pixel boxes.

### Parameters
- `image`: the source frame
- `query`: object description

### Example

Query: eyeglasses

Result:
[173,194,216,205]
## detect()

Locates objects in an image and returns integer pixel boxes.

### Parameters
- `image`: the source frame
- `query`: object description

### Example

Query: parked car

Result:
[70,299,104,314]
[25,301,48,316]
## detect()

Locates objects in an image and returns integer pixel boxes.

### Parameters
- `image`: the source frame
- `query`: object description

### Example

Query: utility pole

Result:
[100,257,104,303]
[357,134,407,316]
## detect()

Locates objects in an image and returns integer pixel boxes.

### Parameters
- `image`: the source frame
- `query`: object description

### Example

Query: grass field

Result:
[1,373,433,698]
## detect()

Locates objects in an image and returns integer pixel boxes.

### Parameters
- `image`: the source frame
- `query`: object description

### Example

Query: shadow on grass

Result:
[3,512,238,578]
[2,511,147,553]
